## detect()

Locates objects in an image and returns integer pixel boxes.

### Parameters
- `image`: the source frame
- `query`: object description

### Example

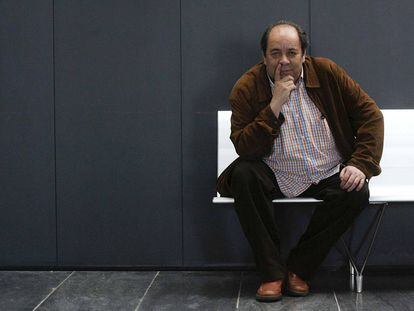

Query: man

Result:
[216,20,384,302]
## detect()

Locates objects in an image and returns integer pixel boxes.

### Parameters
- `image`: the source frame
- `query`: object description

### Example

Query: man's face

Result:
[263,25,305,83]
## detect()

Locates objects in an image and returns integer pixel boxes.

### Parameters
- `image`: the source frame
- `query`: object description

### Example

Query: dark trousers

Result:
[230,159,369,282]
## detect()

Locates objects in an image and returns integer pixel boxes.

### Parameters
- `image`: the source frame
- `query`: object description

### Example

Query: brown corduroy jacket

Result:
[217,56,384,197]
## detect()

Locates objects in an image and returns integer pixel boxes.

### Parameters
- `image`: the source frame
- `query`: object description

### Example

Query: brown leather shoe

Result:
[255,280,283,302]
[285,271,309,297]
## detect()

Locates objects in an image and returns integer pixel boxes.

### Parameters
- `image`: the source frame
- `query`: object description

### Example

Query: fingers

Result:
[272,69,296,105]
[345,175,358,192]
[345,176,364,192]
[287,82,296,92]
[274,63,281,81]
[274,63,295,82]
[280,75,294,82]
[339,165,345,179]
[274,77,296,95]
[280,77,295,88]
[340,167,350,188]
[282,80,296,96]
[341,173,359,191]
[356,178,365,191]
[340,166,351,189]
[340,166,366,192]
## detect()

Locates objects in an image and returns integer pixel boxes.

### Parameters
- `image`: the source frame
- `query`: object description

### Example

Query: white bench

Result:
[213,109,414,292]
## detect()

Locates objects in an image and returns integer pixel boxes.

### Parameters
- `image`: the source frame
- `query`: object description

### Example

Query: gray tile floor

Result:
[0,269,413,310]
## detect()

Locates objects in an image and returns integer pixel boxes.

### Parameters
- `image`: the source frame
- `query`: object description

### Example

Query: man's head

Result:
[261,21,309,82]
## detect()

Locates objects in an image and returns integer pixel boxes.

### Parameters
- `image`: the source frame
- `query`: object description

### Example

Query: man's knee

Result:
[230,160,281,201]
[231,160,261,185]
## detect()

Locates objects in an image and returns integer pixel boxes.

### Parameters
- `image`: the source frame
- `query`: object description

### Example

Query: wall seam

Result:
[309,0,312,55]
[52,0,58,266]
[180,0,184,267]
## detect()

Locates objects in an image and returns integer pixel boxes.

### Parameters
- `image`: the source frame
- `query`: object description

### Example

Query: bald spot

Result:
[267,25,302,54]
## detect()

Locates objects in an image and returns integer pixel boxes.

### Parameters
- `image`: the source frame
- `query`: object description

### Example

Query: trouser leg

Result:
[230,160,285,282]
[287,172,370,281]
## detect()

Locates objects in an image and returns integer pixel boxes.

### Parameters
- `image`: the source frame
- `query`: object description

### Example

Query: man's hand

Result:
[270,63,296,117]
[339,165,366,192]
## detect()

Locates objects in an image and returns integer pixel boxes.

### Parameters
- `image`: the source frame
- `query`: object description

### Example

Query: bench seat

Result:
[213,193,414,204]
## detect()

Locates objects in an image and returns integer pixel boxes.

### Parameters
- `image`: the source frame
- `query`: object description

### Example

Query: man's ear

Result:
[301,51,306,63]
[262,53,267,66]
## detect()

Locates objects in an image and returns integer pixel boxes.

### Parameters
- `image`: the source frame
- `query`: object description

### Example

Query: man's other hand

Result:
[339,165,366,192]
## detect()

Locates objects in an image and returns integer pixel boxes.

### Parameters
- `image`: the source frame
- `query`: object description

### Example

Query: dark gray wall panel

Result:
[349,204,414,266]
[311,0,414,266]
[55,1,182,265]
[0,1,55,265]
[311,0,414,109]
[182,0,309,266]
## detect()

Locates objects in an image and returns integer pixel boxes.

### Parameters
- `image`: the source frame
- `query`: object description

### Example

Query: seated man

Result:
[217,20,384,302]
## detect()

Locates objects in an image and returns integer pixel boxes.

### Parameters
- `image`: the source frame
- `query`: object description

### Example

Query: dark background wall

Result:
[1,0,413,269]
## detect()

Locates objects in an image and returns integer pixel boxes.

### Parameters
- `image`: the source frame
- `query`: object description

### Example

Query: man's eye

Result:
[271,51,280,56]
[288,51,297,56]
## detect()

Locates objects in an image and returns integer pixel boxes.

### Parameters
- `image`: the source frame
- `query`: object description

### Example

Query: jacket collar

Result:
[257,55,320,102]
[303,56,321,88]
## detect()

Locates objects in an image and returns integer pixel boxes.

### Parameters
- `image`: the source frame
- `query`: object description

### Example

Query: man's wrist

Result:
[270,100,282,117]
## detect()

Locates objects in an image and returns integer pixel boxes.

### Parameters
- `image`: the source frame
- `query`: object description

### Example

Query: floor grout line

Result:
[333,289,342,311]
[32,271,75,311]
[134,271,160,311]
[235,271,243,309]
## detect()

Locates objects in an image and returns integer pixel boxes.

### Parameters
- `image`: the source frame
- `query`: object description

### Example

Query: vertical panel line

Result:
[309,0,312,55]
[52,0,58,265]
[180,0,184,266]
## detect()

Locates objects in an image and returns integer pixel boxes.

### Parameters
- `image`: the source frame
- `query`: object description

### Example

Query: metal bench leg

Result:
[349,260,355,291]
[355,274,363,293]
[340,202,387,293]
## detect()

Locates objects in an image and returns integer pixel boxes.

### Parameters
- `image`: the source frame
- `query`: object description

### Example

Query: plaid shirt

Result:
[263,69,343,197]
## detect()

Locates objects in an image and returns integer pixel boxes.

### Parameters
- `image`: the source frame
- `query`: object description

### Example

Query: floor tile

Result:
[35,271,157,311]
[1,269,413,310]
[136,271,241,311]
[0,271,72,311]
[334,273,414,311]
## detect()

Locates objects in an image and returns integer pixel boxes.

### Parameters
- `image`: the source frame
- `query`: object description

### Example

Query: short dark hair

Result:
[260,20,309,55]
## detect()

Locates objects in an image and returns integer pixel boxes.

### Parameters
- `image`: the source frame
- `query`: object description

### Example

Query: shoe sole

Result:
[283,287,309,297]
[255,293,282,302]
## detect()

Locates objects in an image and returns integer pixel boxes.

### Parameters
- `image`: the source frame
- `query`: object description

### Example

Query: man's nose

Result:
[280,54,289,64]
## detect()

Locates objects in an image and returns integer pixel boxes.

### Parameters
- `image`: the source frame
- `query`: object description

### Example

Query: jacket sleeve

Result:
[229,83,285,158]
[331,62,384,179]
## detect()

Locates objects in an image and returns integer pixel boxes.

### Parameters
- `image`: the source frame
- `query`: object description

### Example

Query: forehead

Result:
[267,25,301,50]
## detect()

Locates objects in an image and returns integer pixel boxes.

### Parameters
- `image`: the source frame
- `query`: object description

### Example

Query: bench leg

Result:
[349,260,355,291]
[355,274,363,293]
[340,202,387,293]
